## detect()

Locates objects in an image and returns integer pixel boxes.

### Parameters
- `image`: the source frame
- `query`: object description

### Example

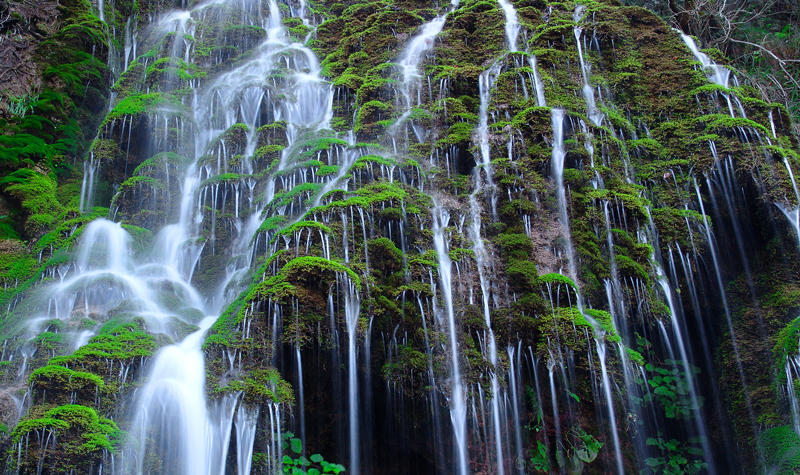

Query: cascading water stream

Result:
[13,1,800,473]
[475,63,502,219]
[529,55,547,107]
[343,278,361,475]
[108,1,337,473]
[785,345,800,436]
[680,33,746,118]
[680,33,732,89]
[497,0,519,52]
[776,158,800,249]
[550,109,579,283]
[653,262,716,472]
[573,5,603,126]
[550,108,627,474]
[391,0,460,147]
[431,203,468,475]
[469,60,506,473]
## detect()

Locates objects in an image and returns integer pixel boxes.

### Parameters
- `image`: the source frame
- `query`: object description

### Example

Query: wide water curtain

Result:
[2,1,800,474]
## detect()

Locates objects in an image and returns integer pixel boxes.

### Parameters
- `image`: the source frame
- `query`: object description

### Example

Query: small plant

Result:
[529,440,550,472]
[281,432,346,474]
[639,361,701,419]
[4,92,39,118]
[645,437,707,474]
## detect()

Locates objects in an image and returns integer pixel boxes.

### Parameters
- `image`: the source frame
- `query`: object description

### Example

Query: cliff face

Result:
[1,0,800,473]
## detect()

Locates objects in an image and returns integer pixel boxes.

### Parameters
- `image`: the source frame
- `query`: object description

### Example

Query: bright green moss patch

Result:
[104,93,183,123]
[218,368,294,404]
[10,404,121,472]
[71,321,156,362]
[538,273,578,290]
[261,256,361,293]
[29,364,105,391]
[775,317,800,370]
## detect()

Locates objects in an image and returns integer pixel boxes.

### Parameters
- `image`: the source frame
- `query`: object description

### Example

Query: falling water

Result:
[344,279,362,475]
[551,108,626,474]
[595,340,624,474]
[104,0,336,472]
[529,55,547,107]
[393,0,460,141]
[573,5,603,126]
[476,63,502,218]
[785,346,800,435]
[777,157,800,249]
[550,109,579,282]
[497,0,520,52]
[470,62,504,473]
[680,32,745,118]
[680,33,732,88]
[654,264,716,472]
[432,202,468,475]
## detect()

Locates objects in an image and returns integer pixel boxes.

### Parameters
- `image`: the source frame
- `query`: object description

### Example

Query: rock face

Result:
[1,0,800,473]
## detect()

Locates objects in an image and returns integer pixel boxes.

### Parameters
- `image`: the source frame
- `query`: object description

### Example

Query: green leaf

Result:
[567,391,580,403]
[291,437,303,454]
[310,454,324,463]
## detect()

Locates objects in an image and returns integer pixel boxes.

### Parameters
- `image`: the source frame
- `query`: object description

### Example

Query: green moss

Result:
[104,92,183,123]
[29,364,105,391]
[144,56,205,83]
[696,113,769,135]
[538,273,578,290]
[10,404,121,471]
[218,368,294,404]
[71,321,156,361]
[258,215,289,233]
[274,220,332,241]
[448,247,475,262]
[775,317,800,369]
[760,426,800,474]
[626,347,645,366]
[260,256,361,292]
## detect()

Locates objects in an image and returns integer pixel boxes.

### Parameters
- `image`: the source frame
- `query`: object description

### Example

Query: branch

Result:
[728,37,800,91]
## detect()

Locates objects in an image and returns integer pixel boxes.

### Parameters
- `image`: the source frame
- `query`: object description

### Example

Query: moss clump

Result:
[538,273,578,290]
[29,364,105,391]
[257,256,361,295]
[218,368,294,405]
[104,92,183,123]
[274,220,333,241]
[775,317,800,370]
[67,321,156,362]
[10,404,121,472]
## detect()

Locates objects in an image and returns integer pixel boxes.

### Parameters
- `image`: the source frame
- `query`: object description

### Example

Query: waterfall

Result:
[432,202,468,475]
[529,55,547,107]
[777,157,800,249]
[476,63,502,218]
[680,32,746,118]
[550,109,579,282]
[470,61,504,474]
[654,264,716,473]
[573,5,603,126]
[497,0,520,52]
[10,0,800,473]
[101,0,336,472]
[680,33,732,88]
[392,0,460,144]
[786,348,800,435]
[344,278,361,475]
